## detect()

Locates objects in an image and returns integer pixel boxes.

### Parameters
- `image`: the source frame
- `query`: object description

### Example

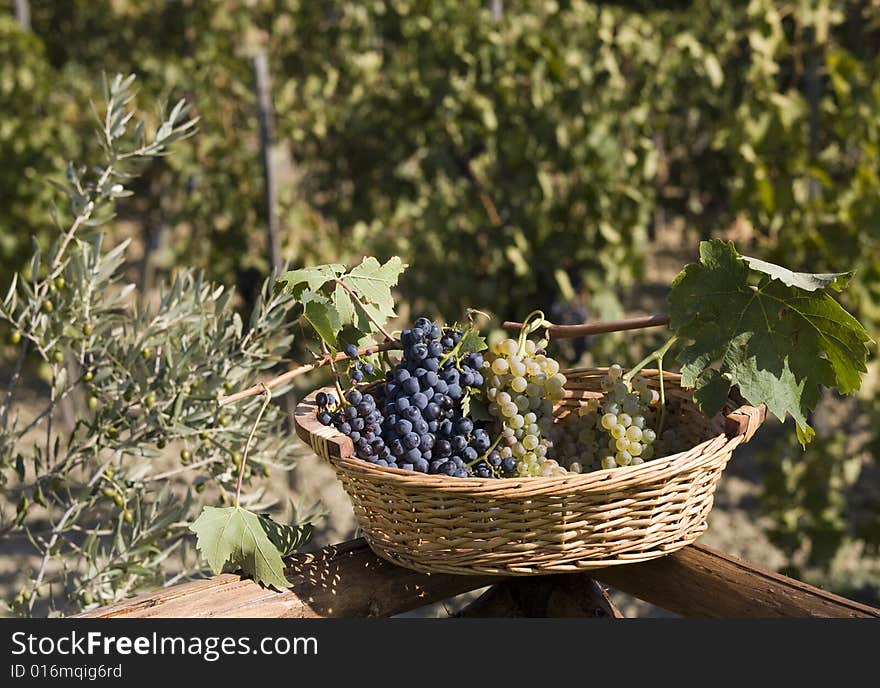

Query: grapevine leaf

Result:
[742,256,852,292]
[456,326,488,357]
[190,506,304,590]
[439,323,488,368]
[275,264,344,298]
[467,394,494,422]
[333,280,356,328]
[669,240,872,444]
[691,368,732,414]
[341,256,406,323]
[300,289,342,346]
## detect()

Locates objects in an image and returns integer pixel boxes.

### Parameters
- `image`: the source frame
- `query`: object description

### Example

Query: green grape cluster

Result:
[551,364,662,472]
[484,337,568,477]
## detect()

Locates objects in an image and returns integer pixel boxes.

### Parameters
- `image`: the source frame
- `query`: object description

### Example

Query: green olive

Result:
[261,465,271,477]
[157,438,167,449]
[41,300,54,313]
[104,466,115,479]
[112,494,124,507]
[87,395,99,411]
[83,370,94,382]
[81,591,94,606]
[123,510,133,524]
[52,351,64,364]
[180,449,192,463]
[54,277,66,290]
[141,347,152,359]
[101,487,116,499]
[195,482,206,493]
[106,426,118,438]
[9,330,22,345]
[145,393,157,408]
[82,323,93,336]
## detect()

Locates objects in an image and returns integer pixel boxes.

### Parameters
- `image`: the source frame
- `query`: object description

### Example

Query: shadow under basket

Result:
[294,368,765,576]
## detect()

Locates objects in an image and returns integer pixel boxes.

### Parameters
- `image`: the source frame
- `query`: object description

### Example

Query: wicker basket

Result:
[293,368,765,576]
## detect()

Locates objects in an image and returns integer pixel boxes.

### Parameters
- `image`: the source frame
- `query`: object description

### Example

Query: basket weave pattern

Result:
[294,368,764,576]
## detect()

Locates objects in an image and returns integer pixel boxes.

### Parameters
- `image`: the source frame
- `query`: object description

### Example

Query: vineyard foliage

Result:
[1,0,879,604]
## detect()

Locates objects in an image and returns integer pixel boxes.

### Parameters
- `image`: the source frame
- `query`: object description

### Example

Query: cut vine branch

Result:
[217,339,402,407]
[503,314,670,338]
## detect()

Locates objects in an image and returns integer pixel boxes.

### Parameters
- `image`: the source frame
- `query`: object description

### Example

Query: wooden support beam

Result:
[592,543,878,618]
[78,539,880,619]
[456,576,622,618]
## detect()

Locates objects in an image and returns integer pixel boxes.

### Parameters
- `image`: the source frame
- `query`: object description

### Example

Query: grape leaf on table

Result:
[190,506,312,589]
[668,240,872,445]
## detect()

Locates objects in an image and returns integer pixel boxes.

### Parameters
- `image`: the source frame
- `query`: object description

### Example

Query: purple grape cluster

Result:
[317,317,500,477]
[341,343,375,383]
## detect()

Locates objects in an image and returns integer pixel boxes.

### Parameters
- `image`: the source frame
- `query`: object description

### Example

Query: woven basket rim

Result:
[293,366,766,494]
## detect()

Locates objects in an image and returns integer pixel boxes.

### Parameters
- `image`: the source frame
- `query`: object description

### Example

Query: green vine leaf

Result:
[456,326,488,357]
[742,256,853,292]
[440,322,488,369]
[190,506,312,590]
[276,257,406,347]
[300,289,342,346]
[669,240,872,445]
[274,264,344,298]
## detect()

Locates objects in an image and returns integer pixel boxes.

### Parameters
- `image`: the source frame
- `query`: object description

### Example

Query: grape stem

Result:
[623,335,678,383]
[437,321,482,369]
[234,383,271,509]
[322,340,347,407]
[467,432,504,469]
[516,309,546,355]
[623,335,678,435]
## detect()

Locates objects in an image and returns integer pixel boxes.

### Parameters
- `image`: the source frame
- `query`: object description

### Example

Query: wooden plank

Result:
[79,540,500,619]
[593,545,879,619]
[78,539,880,619]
